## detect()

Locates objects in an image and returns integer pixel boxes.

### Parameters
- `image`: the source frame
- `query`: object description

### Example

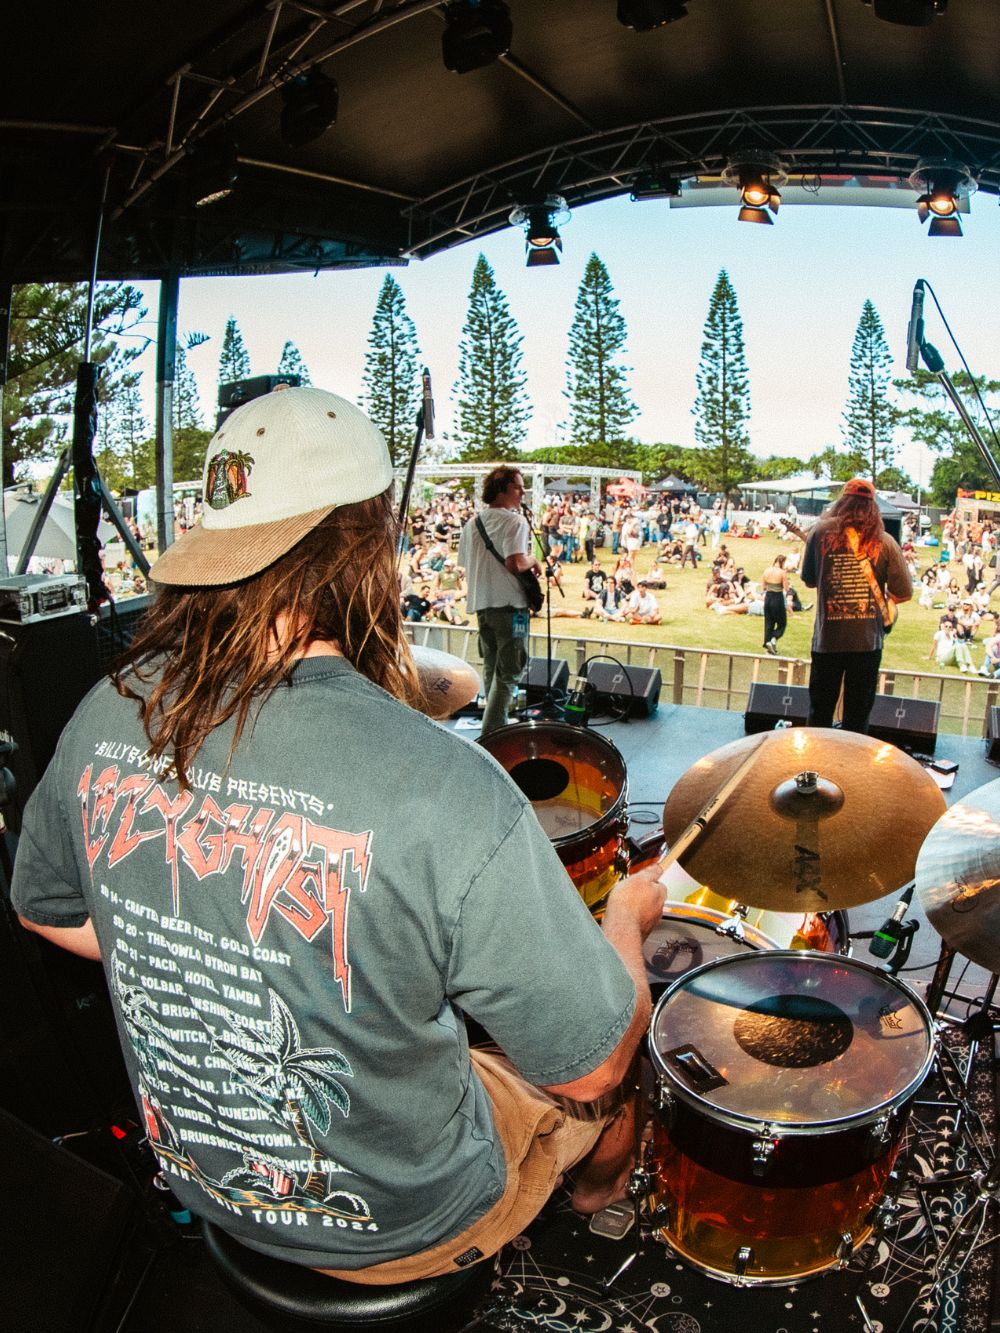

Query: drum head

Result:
[650,951,932,1129]
[644,905,776,992]
[478,721,627,845]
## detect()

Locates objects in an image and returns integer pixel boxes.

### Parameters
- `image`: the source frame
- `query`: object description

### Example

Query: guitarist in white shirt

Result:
[800,477,912,734]
[458,467,544,736]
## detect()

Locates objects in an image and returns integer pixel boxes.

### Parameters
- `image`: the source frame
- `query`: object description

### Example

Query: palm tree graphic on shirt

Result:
[212,988,362,1205]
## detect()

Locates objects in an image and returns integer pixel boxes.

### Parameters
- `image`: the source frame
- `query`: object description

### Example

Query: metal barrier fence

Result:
[405,623,1000,738]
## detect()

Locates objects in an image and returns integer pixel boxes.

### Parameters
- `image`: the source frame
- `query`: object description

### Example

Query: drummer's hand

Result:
[603,868,665,942]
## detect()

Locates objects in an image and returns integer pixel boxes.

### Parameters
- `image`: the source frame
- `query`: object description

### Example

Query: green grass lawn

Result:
[528,529,974,677]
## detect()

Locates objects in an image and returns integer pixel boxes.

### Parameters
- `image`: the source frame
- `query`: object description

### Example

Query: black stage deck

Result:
[7,704,1000,1333]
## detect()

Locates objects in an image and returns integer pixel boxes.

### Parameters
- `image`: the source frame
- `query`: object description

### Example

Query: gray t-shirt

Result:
[12,657,634,1269]
[458,507,529,613]
[802,522,911,654]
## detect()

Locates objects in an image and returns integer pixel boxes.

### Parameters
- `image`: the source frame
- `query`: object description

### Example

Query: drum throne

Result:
[202,1220,495,1330]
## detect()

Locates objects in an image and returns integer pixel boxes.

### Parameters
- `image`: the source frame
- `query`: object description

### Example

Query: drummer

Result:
[12,388,664,1283]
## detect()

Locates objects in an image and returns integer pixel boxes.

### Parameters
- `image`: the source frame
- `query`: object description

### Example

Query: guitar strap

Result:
[845,528,893,628]
[475,515,514,573]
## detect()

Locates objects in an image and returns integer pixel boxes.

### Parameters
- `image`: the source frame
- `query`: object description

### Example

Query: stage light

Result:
[280,68,339,148]
[617,0,689,29]
[510,195,570,267]
[442,1,512,73]
[909,159,974,237]
[723,157,785,224]
[862,0,946,25]
[189,136,238,208]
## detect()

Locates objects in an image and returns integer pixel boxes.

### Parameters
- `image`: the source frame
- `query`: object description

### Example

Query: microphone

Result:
[905,280,925,375]
[870,883,915,959]
[563,675,593,726]
[421,367,435,440]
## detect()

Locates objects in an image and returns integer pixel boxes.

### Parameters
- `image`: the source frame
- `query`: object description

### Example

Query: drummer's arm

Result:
[538,870,662,1102]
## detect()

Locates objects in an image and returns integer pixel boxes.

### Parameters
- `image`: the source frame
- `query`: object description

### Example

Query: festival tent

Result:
[649,475,697,495]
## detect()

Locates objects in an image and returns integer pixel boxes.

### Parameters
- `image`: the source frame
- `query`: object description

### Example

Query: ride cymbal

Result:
[916,776,1000,974]
[661,728,946,913]
[410,643,481,719]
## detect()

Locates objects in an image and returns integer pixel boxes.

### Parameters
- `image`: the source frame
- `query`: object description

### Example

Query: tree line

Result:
[4,268,998,506]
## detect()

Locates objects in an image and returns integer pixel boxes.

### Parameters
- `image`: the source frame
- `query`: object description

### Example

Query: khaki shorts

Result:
[315,1049,615,1284]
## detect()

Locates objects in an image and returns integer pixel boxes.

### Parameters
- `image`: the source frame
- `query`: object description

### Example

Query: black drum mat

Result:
[473,1027,998,1333]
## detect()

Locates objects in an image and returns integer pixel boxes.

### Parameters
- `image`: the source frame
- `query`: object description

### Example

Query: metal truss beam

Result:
[401,104,1000,258]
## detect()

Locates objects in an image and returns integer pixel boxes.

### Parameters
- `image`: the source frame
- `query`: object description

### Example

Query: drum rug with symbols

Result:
[473,1026,997,1333]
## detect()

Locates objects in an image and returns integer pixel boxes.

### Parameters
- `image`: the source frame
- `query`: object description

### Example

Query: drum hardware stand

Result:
[601,1075,655,1291]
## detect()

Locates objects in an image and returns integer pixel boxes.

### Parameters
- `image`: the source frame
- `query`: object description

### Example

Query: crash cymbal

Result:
[661,728,946,913]
[409,643,481,719]
[916,777,1000,974]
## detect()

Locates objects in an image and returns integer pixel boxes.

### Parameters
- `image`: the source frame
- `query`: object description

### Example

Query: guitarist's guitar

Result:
[779,516,897,631]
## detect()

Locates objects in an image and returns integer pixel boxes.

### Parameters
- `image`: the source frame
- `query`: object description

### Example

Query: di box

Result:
[867,695,939,755]
[744,683,810,734]
[520,657,570,703]
[582,661,661,718]
[986,706,1000,764]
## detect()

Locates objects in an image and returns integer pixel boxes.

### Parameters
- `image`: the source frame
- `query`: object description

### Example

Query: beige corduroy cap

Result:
[150,385,393,586]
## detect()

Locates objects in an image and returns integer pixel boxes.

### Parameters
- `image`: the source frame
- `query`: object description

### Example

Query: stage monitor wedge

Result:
[744,682,810,734]
[582,661,661,718]
[867,694,939,754]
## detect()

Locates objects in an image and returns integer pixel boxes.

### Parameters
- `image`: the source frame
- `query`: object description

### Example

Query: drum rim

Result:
[478,719,629,849]
[649,949,935,1136]
[650,902,780,954]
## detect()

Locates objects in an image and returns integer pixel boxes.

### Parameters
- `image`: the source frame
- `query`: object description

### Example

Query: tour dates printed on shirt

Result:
[79,739,380,1237]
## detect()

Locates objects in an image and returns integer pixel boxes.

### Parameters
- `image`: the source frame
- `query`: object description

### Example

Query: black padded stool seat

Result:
[202,1221,495,1331]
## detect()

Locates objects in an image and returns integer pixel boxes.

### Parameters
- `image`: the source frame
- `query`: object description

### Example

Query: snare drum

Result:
[648,951,934,1286]
[478,721,628,913]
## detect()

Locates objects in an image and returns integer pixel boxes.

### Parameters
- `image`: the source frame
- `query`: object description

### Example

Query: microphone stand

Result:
[915,320,1000,488]
[396,368,434,561]
[523,505,564,719]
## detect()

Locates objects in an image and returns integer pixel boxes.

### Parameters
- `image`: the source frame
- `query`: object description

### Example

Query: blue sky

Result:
[130,190,1000,487]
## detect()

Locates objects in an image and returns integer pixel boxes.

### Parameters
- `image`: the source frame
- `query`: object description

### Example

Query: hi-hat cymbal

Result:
[661,728,946,912]
[410,643,481,719]
[916,776,1000,973]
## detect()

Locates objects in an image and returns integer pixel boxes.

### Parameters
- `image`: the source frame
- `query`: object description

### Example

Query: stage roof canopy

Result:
[4,0,1000,283]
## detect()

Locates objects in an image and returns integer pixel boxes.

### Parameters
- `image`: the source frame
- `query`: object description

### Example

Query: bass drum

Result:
[648,951,934,1286]
[478,720,628,914]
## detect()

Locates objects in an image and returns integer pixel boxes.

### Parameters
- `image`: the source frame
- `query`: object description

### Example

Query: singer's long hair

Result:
[820,491,885,560]
[111,489,425,789]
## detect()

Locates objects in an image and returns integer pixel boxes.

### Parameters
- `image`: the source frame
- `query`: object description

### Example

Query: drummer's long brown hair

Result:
[112,489,425,790]
[820,490,885,560]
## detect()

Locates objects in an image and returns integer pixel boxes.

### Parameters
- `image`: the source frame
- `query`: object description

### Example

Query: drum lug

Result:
[870,1113,892,1145]
[732,1245,754,1285]
[870,1194,900,1233]
[649,1201,671,1227]
[627,1167,653,1201]
[751,1126,777,1176]
[835,1232,854,1268]
[656,1083,675,1121]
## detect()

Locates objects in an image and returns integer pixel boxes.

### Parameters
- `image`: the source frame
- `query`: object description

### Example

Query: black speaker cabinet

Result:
[0,595,152,808]
[520,656,570,702]
[986,705,1000,763]
[868,694,939,754]
[582,661,661,718]
[744,682,810,734]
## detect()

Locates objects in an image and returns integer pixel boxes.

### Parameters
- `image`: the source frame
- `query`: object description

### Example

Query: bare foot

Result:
[569,1163,632,1215]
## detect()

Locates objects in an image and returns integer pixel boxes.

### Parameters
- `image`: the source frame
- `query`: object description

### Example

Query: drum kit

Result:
[472,705,1000,1309]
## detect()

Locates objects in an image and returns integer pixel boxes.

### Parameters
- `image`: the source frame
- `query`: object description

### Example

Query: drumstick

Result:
[656,739,767,886]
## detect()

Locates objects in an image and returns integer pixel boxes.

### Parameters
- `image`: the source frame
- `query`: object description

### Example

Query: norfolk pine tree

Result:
[452,254,530,461]
[692,269,754,496]
[842,300,896,480]
[277,340,312,385]
[361,275,421,468]
[218,316,251,387]
[565,253,636,448]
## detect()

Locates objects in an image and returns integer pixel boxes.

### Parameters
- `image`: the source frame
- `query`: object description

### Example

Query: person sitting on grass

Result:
[643,554,667,589]
[581,559,607,617]
[929,617,974,672]
[595,575,625,622]
[626,580,662,626]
